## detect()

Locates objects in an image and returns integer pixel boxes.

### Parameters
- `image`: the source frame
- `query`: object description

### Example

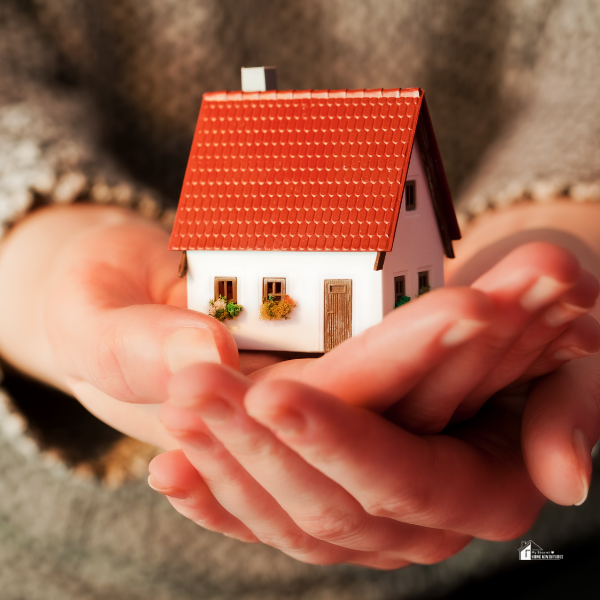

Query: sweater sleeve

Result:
[0,2,165,483]
[0,0,173,238]
[456,1,600,221]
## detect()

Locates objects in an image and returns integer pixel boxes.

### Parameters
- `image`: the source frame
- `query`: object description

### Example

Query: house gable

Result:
[414,97,460,258]
[381,138,445,314]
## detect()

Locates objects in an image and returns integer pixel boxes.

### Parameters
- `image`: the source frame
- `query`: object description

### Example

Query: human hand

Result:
[4,204,589,452]
[148,361,541,569]
[3,205,597,566]
[249,242,599,434]
[148,243,599,567]
[0,206,239,449]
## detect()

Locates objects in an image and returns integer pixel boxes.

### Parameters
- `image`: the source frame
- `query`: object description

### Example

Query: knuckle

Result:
[193,512,228,532]
[480,493,544,542]
[90,334,134,400]
[485,512,539,542]
[358,555,411,570]
[298,508,366,544]
[228,431,282,461]
[479,334,515,356]
[258,529,354,566]
[258,528,309,553]
[402,414,450,435]
[414,533,473,564]
[167,499,226,533]
[364,489,434,521]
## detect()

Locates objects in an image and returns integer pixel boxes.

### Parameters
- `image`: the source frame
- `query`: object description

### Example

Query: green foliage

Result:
[395,295,411,308]
[226,301,242,318]
[418,285,431,296]
[209,295,243,322]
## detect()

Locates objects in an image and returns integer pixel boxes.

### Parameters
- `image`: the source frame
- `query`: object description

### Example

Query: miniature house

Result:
[169,67,460,353]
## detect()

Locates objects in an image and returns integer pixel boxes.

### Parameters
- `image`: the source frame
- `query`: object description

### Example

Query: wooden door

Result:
[324,279,352,352]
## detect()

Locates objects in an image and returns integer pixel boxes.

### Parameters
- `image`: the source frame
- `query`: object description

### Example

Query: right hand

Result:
[147,243,600,567]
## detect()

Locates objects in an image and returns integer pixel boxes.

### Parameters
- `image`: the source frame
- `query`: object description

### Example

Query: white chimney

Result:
[241,66,278,92]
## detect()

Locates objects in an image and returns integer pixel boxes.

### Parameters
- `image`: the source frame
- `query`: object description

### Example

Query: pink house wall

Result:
[381,139,446,315]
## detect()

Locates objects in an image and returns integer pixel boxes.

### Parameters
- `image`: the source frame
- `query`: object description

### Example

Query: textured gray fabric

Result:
[459,0,600,215]
[3,412,600,600]
[2,0,600,597]
[2,413,600,600]
[4,0,600,228]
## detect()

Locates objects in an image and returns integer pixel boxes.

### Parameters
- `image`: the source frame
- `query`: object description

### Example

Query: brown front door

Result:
[324,279,352,352]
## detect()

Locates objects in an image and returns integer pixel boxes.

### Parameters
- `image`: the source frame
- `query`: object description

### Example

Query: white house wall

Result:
[382,138,445,315]
[187,250,383,353]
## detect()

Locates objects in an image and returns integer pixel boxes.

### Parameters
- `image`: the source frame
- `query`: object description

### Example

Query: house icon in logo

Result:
[519,540,543,560]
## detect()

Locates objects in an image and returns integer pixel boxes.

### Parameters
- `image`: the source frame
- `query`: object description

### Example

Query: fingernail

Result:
[148,474,189,500]
[440,319,489,347]
[520,276,568,312]
[544,302,589,327]
[554,346,592,361]
[572,429,591,506]
[166,327,220,374]
[248,408,305,435]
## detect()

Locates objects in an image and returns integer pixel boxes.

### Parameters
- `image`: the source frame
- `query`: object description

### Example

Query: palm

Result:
[51,219,597,451]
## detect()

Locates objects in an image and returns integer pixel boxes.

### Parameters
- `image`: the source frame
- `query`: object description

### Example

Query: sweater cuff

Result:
[0,89,175,240]
[457,177,600,229]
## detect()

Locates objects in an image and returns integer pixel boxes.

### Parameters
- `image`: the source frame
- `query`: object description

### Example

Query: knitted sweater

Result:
[1,1,600,598]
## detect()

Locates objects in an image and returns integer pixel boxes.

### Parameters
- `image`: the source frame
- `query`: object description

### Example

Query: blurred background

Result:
[5,0,599,217]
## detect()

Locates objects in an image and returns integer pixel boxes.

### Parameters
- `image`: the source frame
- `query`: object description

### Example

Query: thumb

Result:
[522,353,600,506]
[50,301,238,404]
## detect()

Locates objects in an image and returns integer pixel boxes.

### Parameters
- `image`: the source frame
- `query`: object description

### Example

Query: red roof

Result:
[169,88,459,254]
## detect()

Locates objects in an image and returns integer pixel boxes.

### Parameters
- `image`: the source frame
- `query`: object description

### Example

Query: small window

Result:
[394,275,410,307]
[214,277,237,302]
[263,278,286,302]
[394,276,405,303]
[405,180,416,211]
[418,271,430,295]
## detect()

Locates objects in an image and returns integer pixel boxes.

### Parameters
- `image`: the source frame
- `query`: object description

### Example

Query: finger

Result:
[246,379,544,541]
[158,384,363,565]
[522,354,600,506]
[164,364,472,562]
[259,287,495,413]
[541,269,599,325]
[455,269,600,412]
[46,219,238,403]
[389,242,586,432]
[149,450,259,543]
[65,378,177,447]
[466,314,600,405]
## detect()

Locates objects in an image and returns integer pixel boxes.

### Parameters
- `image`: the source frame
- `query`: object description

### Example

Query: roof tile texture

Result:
[170,88,423,251]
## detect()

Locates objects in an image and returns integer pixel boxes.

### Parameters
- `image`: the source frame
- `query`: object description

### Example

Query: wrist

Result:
[448,201,600,320]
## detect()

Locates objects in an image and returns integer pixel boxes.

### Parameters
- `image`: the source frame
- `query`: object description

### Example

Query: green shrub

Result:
[209,295,243,322]
[395,295,411,308]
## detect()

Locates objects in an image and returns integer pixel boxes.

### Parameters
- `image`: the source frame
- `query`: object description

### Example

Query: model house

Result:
[169,67,460,353]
